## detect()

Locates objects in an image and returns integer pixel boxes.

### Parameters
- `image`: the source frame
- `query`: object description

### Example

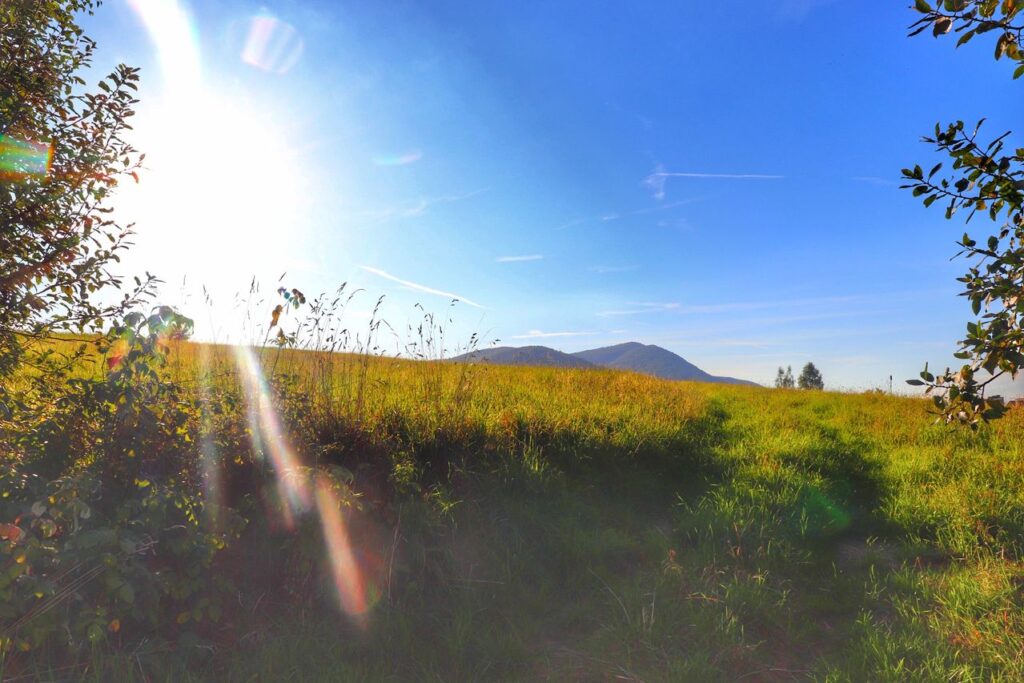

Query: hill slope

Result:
[575,342,761,386]
[585,339,761,385]
[453,345,596,369]
[458,341,758,385]
[573,342,715,381]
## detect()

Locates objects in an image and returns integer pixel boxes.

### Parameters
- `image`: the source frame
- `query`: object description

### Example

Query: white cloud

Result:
[511,329,595,339]
[598,302,680,317]
[355,188,489,223]
[674,338,772,349]
[359,265,484,309]
[590,265,639,274]
[672,294,859,315]
[777,0,838,21]
[597,294,863,318]
[556,199,698,230]
[853,176,898,187]
[496,254,544,263]
[644,163,783,200]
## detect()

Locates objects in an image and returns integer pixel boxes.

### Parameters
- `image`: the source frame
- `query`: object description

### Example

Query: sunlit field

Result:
[6,0,1024,681]
[6,334,1024,681]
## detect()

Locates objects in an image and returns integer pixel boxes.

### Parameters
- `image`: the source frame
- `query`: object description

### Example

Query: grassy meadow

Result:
[6,335,1024,681]
[10,1,1024,679]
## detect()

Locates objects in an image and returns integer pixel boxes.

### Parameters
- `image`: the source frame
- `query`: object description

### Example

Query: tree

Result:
[903,0,1024,426]
[0,0,155,380]
[797,362,824,390]
[775,365,795,389]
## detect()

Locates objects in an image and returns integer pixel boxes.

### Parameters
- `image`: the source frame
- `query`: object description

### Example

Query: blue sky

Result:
[84,0,1021,391]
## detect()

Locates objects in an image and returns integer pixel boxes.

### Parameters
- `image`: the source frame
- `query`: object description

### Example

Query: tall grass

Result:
[11,292,1024,681]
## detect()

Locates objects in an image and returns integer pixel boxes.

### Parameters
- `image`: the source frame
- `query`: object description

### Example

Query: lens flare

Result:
[233,346,312,520]
[197,344,223,526]
[126,0,201,94]
[371,150,422,166]
[0,136,53,180]
[315,475,368,621]
[122,0,310,295]
[241,14,304,74]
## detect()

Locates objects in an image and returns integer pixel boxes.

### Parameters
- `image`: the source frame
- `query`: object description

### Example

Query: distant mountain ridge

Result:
[455,345,595,369]
[454,341,758,386]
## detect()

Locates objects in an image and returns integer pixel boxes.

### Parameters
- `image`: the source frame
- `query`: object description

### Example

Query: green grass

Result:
[10,339,1024,681]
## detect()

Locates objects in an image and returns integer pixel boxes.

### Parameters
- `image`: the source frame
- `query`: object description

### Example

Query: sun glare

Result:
[120,0,309,297]
[117,0,367,624]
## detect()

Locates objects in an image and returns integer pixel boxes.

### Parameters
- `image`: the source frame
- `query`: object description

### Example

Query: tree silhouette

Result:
[798,362,824,390]
[1,0,155,380]
[775,365,795,389]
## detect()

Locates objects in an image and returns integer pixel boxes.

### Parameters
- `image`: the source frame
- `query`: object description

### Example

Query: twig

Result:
[588,568,630,626]
[386,506,402,604]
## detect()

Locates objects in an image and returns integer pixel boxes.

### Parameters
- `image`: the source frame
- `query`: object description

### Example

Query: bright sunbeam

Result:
[120,0,309,298]
[316,475,368,621]
[197,343,223,526]
[126,0,201,94]
[233,346,312,520]
[233,346,369,622]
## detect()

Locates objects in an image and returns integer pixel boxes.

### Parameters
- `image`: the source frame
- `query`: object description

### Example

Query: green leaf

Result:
[957,29,977,47]
[933,17,953,35]
[915,0,933,12]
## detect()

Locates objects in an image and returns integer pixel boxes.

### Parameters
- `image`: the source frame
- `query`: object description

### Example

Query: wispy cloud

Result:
[644,163,783,200]
[556,199,697,231]
[371,150,423,166]
[496,254,544,263]
[674,338,772,349]
[359,265,484,309]
[777,0,838,21]
[598,302,680,317]
[597,294,862,318]
[852,176,898,187]
[555,217,588,231]
[511,329,595,339]
[356,188,489,223]
[672,294,859,315]
[590,264,639,274]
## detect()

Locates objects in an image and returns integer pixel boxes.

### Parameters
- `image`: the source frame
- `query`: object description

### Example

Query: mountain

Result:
[574,342,757,386]
[573,342,713,381]
[453,345,596,369]
[573,342,757,385]
[455,341,759,386]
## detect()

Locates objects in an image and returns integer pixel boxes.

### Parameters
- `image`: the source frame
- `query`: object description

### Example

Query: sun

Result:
[126,89,306,278]
[117,0,310,302]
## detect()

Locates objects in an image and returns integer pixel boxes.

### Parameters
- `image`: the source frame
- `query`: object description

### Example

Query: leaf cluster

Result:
[1,0,155,382]
[905,0,1024,425]
[910,0,1024,76]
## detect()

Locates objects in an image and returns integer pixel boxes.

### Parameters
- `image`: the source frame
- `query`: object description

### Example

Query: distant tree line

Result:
[774,362,824,390]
